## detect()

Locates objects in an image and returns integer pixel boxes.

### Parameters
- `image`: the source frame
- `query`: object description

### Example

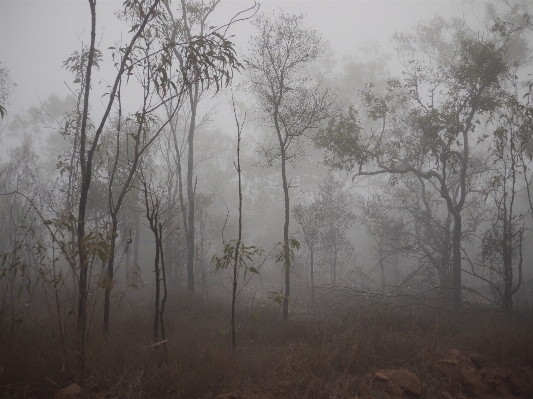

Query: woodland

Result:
[1,0,533,398]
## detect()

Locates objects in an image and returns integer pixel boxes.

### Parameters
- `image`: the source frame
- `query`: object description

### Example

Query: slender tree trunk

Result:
[76,0,97,370]
[126,229,131,281]
[172,125,189,292]
[332,241,337,289]
[186,87,199,295]
[231,114,244,351]
[134,202,140,269]
[281,147,290,321]
[153,228,160,342]
[165,212,173,290]
[451,213,462,310]
[103,216,118,335]
[158,223,168,362]
[310,247,314,309]
[440,214,452,308]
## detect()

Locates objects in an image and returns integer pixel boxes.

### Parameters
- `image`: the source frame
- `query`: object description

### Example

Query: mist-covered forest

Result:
[1,1,533,398]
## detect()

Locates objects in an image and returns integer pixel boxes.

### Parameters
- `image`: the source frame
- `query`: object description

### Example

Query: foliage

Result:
[0,62,15,119]
[212,240,263,280]
[274,238,301,269]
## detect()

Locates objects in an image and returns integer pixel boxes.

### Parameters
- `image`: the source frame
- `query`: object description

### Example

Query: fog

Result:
[1,1,533,398]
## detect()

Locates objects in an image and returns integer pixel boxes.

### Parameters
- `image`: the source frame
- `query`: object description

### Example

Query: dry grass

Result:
[1,290,532,398]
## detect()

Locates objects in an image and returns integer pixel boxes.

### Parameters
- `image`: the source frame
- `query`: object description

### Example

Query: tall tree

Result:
[246,11,331,320]
[73,0,242,366]
[161,0,256,295]
[317,16,517,309]
[478,94,529,312]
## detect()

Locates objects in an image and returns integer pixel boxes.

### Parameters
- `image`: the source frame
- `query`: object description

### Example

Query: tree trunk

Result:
[451,213,462,310]
[153,229,160,342]
[186,87,198,295]
[281,147,290,322]
[439,213,452,308]
[310,247,314,309]
[126,229,131,280]
[332,240,337,289]
[439,253,451,308]
[158,223,168,362]
[134,208,140,270]
[502,203,512,312]
[76,0,97,370]
[165,213,173,290]
[103,215,118,335]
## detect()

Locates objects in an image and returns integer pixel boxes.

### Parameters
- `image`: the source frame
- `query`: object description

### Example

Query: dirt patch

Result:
[211,350,533,399]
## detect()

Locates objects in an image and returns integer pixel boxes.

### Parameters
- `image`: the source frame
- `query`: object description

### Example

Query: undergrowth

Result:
[0,291,532,398]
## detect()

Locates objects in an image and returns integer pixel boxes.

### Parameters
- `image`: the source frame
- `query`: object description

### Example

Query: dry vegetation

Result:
[1,289,532,399]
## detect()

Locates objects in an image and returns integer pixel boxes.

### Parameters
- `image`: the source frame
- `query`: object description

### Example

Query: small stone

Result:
[54,384,84,399]
[375,372,389,381]
[375,369,422,396]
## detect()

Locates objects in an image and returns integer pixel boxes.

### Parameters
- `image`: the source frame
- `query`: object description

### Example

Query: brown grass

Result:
[1,290,532,398]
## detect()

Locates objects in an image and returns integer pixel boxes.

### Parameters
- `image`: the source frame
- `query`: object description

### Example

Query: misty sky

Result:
[0,0,467,116]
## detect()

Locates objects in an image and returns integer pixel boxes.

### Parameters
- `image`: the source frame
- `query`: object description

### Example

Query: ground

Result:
[0,292,532,399]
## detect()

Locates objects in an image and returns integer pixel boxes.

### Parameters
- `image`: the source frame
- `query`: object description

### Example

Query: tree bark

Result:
[332,240,337,289]
[310,247,314,309]
[103,215,118,335]
[280,145,290,322]
[451,213,462,310]
[76,0,97,370]
[134,206,140,270]
[186,86,199,295]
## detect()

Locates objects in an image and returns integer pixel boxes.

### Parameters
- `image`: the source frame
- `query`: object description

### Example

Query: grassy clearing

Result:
[1,291,532,398]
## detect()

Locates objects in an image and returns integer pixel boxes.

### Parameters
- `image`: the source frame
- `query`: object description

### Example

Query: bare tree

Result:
[140,167,169,362]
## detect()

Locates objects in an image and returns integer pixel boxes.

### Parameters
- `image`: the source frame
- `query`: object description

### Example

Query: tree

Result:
[246,11,332,320]
[477,94,530,312]
[71,0,242,367]
[0,62,15,120]
[358,191,406,294]
[161,0,256,295]
[317,16,516,309]
[314,177,356,289]
[294,176,355,303]
[140,166,169,362]
[359,170,485,305]
[293,200,320,307]
[212,101,261,351]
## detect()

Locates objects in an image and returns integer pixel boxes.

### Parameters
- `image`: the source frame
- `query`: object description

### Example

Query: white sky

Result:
[0,0,467,115]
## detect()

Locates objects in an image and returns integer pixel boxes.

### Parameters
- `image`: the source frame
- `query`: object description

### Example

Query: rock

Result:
[374,372,389,381]
[375,369,422,396]
[460,366,487,396]
[450,349,460,357]
[356,380,373,397]
[386,380,403,396]
[54,384,84,399]
[441,391,454,399]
